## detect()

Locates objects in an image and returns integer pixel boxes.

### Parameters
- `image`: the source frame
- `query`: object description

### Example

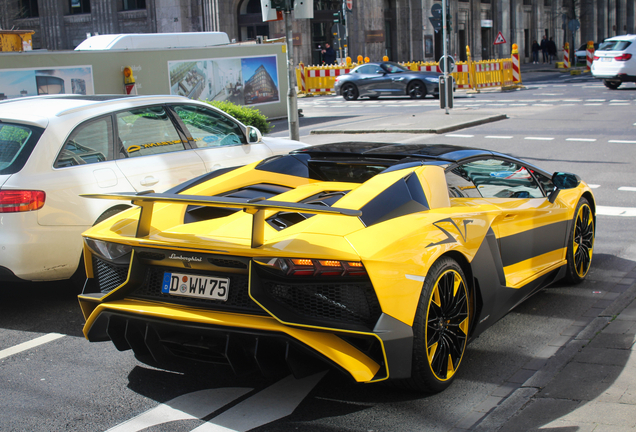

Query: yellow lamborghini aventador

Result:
[78,143,595,393]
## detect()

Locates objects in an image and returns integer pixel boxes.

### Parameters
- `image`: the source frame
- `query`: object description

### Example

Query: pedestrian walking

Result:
[548,37,557,64]
[531,40,540,64]
[540,35,549,63]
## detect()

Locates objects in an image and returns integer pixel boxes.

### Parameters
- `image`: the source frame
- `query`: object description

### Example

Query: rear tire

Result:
[565,197,595,284]
[342,83,359,101]
[406,257,470,393]
[603,80,621,90]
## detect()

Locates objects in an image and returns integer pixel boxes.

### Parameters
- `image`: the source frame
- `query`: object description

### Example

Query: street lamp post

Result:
[283,7,300,141]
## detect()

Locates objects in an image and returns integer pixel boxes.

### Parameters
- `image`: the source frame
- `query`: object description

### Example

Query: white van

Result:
[75,32,230,50]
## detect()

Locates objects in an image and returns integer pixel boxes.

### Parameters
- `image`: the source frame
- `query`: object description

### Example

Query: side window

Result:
[460,159,543,199]
[172,105,246,148]
[445,167,482,198]
[55,116,112,168]
[116,106,185,158]
[533,171,555,195]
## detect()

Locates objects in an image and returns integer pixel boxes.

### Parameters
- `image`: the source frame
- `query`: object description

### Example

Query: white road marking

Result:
[561,99,582,102]
[597,206,636,217]
[0,333,65,360]
[485,136,513,139]
[609,140,636,144]
[445,134,474,138]
[584,103,603,106]
[610,103,630,106]
[192,372,326,432]
[588,184,600,188]
[105,388,253,432]
[509,103,528,106]
[586,99,606,102]
[619,187,636,192]
[524,137,555,140]
[532,104,553,106]
[566,138,597,142]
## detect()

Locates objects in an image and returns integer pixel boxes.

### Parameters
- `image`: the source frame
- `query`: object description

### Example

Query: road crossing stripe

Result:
[609,140,636,144]
[597,206,636,217]
[525,137,554,140]
[105,388,253,432]
[566,138,597,142]
[192,372,326,432]
[0,333,65,360]
[619,187,636,192]
[485,136,513,139]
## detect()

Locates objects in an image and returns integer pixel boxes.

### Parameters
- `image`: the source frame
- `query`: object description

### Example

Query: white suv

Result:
[0,95,303,285]
[591,34,636,89]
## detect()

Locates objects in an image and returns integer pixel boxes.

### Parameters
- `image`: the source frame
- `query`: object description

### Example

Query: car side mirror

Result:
[246,126,262,144]
[548,172,581,203]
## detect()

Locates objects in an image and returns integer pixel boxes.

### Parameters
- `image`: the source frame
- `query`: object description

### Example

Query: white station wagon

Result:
[0,95,303,285]
[591,34,636,89]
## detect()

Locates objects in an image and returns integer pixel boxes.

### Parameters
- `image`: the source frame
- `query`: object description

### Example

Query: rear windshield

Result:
[598,40,632,51]
[0,122,44,175]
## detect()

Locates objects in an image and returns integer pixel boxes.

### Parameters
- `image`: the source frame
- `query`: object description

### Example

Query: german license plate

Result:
[602,57,612,62]
[161,272,229,301]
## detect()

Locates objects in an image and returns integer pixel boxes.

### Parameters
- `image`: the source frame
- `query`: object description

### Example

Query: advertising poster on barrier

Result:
[0,66,94,100]
[168,55,279,106]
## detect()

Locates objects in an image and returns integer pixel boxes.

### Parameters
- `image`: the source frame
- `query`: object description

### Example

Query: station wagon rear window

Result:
[0,122,43,175]
[598,40,632,51]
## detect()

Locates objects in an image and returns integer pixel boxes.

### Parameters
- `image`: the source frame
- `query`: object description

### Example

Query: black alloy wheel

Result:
[407,257,470,393]
[342,83,359,101]
[407,81,426,99]
[565,197,595,283]
[603,79,621,90]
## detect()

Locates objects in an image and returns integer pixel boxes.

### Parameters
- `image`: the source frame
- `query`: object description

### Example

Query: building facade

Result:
[3,0,635,64]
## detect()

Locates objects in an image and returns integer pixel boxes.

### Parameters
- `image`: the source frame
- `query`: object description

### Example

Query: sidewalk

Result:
[309,109,508,135]
[463,267,636,431]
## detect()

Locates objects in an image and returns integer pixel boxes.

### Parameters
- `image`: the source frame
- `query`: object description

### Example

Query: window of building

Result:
[122,0,145,11]
[544,0,551,5]
[238,0,270,42]
[523,0,532,5]
[19,0,39,18]
[69,0,91,14]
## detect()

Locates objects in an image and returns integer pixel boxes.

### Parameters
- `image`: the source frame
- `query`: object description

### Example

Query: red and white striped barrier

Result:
[563,43,570,69]
[511,44,521,83]
[299,62,306,92]
[586,42,595,70]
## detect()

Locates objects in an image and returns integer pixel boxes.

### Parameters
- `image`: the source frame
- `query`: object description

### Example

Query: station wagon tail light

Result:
[0,190,45,213]
[593,55,600,60]
[255,257,367,277]
[615,53,632,61]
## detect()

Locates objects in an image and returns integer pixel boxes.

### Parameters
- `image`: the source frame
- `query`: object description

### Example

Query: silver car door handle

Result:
[392,77,405,81]
[140,176,159,186]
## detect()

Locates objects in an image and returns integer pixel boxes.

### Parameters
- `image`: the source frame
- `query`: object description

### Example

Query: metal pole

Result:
[442,0,449,115]
[284,10,300,141]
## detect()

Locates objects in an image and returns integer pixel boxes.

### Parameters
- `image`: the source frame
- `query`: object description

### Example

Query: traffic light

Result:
[447,13,452,33]
[333,11,341,23]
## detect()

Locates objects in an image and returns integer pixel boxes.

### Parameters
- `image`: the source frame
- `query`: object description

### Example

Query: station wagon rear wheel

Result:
[603,80,621,90]
[408,257,470,393]
[565,197,595,283]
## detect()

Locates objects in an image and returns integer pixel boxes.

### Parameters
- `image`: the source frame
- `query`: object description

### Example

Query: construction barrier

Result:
[511,43,521,83]
[563,42,570,68]
[586,41,595,70]
[296,46,520,95]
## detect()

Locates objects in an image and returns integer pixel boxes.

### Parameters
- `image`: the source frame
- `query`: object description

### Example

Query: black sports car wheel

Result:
[565,197,595,283]
[409,257,470,392]
[407,81,426,99]
[342,83,359,101]
[603,79,621,90]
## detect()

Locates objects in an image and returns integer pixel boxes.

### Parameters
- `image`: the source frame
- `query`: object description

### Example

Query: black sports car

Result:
[334,61,441,100]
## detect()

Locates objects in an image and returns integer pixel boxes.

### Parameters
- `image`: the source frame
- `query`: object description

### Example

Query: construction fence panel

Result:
[296,58,515,94]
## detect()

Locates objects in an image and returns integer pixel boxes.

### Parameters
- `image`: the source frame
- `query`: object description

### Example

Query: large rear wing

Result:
[82,192,362,248]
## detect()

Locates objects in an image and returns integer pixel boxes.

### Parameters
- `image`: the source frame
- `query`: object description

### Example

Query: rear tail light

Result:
[593,55,600,61]
[615,53,632,61]
[0,190,45,213]
[255,257,367,277]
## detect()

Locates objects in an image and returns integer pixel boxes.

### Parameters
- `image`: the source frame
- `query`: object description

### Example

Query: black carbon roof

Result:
[292,142,493,162]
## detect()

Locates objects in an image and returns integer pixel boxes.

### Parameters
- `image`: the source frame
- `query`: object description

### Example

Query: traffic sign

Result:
[431,4,442,18]
[346,0,353,11]
[438,55,455,73]
[429,16,442,33]
[494,31,506,45]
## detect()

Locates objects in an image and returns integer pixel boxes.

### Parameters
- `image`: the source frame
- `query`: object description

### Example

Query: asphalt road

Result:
[2,72,636,432]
